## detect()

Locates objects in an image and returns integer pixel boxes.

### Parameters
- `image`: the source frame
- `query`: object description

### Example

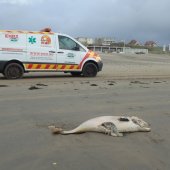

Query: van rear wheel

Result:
[4,63,24,79]
[82,63,98,77]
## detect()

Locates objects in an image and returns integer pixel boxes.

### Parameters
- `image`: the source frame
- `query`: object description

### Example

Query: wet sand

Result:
[0,53,170,170]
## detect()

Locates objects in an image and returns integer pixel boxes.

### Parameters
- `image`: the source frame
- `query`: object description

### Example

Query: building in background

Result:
[102,38,115,46]
[76,36,148,54]
[144,41,158,47]
[128,40,141,46]
[76,37,115,46]
[76,37,94,46]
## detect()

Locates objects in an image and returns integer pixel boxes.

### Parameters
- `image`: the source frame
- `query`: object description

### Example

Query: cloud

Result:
[0,0,169,44]
[0,0,44,5]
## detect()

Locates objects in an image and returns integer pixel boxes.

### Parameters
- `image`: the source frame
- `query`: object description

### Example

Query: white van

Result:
[0,29,103,79]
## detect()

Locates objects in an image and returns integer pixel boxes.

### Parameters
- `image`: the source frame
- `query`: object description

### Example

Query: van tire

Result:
[82,63,98,77]
[4,63,24,79]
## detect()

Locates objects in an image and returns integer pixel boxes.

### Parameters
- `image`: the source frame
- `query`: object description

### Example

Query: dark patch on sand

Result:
[154,81,162,84]
[29,86,42,90]
[36,83,48,86]
[108,83,114,86]
[0,85,8,87]
[90,84,98,86]
[140,86,150,88]
[130,81,149,85]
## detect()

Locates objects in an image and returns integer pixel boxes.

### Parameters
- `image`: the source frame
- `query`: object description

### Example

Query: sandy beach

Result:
[0,53,170,170]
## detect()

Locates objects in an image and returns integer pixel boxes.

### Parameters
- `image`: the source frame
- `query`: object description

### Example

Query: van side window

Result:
[58,35,85,52]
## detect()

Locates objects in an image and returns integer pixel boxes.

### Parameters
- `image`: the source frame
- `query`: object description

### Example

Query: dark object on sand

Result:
[36,83,48,86]
[0,85,8,87]
[130,81,148,85]
[90,84,98,86]
[29,86,41,90]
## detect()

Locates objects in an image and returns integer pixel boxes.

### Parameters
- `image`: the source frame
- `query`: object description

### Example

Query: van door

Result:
[56,35,87,66]
[26,33,56,70]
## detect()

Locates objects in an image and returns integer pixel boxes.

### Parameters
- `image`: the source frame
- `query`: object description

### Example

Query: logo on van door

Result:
[28,36,36,44]
[41,35,51,45]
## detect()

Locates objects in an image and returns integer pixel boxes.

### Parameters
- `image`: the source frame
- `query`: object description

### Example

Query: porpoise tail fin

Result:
[61,126,84,135]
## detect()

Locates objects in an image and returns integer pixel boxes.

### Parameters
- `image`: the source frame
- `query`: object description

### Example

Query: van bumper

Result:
[97,61,103,71]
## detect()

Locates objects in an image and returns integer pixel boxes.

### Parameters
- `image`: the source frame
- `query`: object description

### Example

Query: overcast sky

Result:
[0,0,169,45]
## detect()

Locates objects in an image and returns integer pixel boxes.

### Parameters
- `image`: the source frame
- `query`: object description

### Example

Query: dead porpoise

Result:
[48,116,151,137]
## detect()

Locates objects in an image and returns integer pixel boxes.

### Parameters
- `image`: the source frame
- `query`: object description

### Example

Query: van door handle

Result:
[49,51,56,53]
[57,51,64,54]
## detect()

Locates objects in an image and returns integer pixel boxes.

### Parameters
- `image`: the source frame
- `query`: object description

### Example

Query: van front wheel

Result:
[4,63,24,79]
[82,63,98,77]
